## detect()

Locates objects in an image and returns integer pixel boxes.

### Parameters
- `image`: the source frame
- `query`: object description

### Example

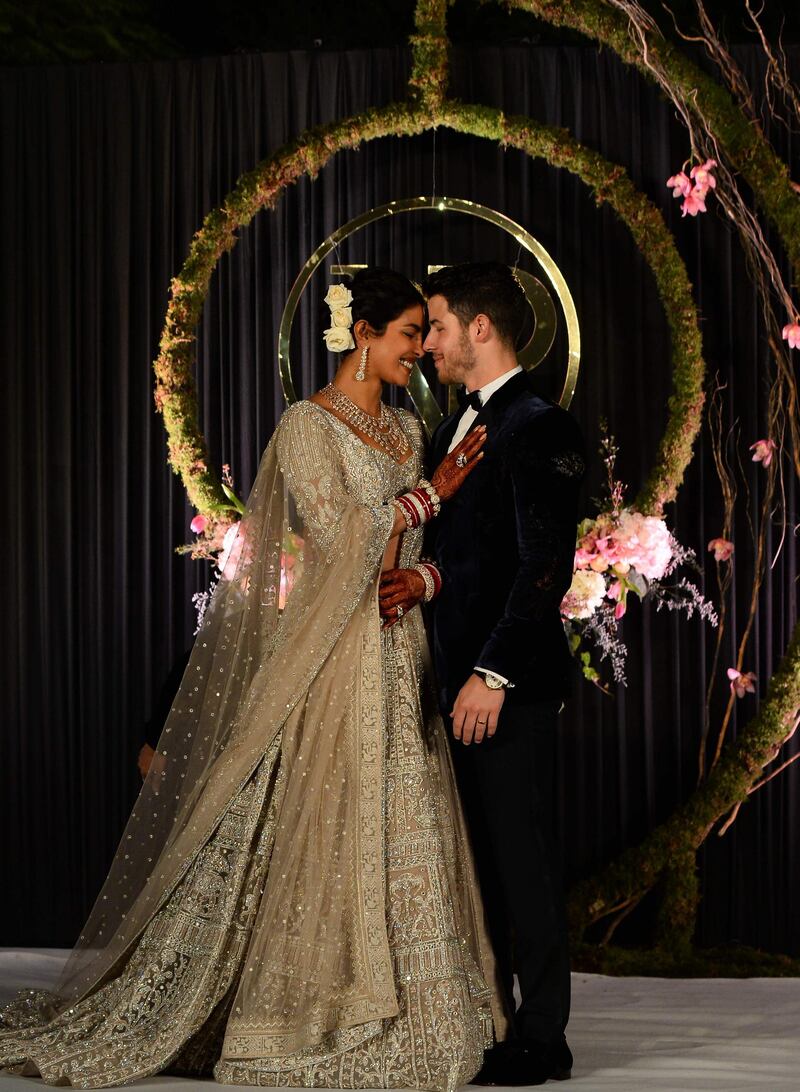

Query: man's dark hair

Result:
[422,262,528,349]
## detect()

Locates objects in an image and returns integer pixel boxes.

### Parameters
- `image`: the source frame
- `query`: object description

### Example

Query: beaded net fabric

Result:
[0,401,504,1089]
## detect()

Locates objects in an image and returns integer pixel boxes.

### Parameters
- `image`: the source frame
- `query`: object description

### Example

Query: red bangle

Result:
[396,488,437,529]
[411,487,434,522]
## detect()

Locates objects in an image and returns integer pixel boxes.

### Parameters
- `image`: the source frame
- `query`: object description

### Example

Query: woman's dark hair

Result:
[349,265,423,331]
[422,262,528,349]
[346,267,425,338]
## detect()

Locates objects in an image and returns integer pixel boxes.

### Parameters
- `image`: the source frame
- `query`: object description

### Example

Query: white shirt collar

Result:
[472,365,523,406]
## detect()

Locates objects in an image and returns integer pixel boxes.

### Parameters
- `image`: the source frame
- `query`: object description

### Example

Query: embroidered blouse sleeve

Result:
[275,403,397,555]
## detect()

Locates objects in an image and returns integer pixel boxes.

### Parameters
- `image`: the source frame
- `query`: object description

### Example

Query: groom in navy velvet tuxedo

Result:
[381,262,585,1085]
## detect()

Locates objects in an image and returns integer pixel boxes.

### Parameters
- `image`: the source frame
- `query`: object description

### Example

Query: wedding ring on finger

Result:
[396,605,404,619]
[455,453,468,468]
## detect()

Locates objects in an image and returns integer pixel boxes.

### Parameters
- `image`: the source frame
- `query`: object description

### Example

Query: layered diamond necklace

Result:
[322,383,411,462]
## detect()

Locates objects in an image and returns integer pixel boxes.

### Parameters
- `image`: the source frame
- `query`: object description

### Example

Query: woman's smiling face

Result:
[366,304,426,387]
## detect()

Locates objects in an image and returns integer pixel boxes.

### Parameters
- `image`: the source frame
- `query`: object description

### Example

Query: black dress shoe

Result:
[521,1035,573,1083]
[471,1041,520,1086]
[471,1037,572,1086]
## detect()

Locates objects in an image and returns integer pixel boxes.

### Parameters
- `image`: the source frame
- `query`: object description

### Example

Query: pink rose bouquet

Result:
[561,432,718,689]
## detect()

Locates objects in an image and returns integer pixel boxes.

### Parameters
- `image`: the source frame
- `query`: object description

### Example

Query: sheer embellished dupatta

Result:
[3,402,399,1048]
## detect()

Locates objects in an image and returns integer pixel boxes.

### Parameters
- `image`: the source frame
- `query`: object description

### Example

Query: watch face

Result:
[484,674,503,689]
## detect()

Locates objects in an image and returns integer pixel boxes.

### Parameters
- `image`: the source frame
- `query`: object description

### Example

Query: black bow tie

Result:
[456,388,483,412]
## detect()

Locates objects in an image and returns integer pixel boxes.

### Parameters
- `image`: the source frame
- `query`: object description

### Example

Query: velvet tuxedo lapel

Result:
[472,368,531,428]
[433,370,533,461]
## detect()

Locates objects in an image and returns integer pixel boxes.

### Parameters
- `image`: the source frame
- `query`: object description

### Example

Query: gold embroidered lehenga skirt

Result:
[1,622,495,1090]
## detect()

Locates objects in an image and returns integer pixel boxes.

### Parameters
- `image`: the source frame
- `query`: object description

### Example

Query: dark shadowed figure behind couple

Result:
[1,263,585,1089]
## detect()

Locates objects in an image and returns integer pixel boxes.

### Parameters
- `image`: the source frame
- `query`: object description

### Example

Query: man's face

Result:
[423,294,477,385]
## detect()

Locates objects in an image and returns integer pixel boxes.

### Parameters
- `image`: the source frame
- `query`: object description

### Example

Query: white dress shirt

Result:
[447,365,523,453]
[446,365,523,688]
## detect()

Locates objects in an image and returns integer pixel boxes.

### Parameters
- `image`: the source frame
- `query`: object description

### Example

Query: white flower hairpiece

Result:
[323,283,355,352]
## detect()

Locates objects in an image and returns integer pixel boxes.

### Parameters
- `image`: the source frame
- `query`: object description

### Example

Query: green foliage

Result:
[409,0,450,109]
[512,0,800,280]
[0,0,175,63]
[568,631,602,686]
[566,621,800,954]
[221,482,246,515]
[5,1,797,63]
[573,942,800,978]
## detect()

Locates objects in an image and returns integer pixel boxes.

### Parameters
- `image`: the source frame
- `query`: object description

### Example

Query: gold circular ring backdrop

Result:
[276,195,581,435]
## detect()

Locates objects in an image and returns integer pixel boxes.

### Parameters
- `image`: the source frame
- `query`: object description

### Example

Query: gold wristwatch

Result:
[475,670,506,690]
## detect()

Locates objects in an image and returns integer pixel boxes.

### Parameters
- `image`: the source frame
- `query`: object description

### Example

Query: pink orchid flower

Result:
[689,159,717,195]
[681,190,707,217]
[707,537,734,562]
[749,439,776,468]
[666,171,692,199]
[190,513,208,534]
[727,667,756,699]
[782,322,800,350]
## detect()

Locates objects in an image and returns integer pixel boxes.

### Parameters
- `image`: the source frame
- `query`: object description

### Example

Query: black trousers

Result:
[449,697,570,1046]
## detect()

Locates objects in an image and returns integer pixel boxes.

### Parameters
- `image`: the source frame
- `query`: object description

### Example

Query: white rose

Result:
[330,305,352,328]
[324,284,353,309]
[323,325,355,353]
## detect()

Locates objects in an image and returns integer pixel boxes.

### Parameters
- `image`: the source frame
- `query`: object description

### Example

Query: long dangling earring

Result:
[355,343,368,382]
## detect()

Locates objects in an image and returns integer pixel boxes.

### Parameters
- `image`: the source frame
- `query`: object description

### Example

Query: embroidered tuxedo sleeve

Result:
[475,410,585,682]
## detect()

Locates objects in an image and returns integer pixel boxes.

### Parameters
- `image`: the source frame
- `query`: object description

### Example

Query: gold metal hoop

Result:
[277,195,580,433]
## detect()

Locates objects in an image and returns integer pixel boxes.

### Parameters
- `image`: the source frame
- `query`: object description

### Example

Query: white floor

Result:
[2,950,800,1090]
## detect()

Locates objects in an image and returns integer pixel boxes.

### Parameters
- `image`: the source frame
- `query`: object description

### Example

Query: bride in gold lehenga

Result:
[0,268,506,1090]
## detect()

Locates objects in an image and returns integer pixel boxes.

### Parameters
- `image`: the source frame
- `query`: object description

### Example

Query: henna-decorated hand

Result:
[379,568,426,628]
[137,742,166,780]
[431,426,487,501]
[137,742,154,780]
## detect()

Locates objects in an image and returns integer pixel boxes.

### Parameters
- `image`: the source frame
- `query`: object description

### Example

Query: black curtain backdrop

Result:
[2,44,798,953]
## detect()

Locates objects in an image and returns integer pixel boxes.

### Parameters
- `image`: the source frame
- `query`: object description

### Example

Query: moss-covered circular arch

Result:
[154,0,704,528]
[153,105,703,526]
